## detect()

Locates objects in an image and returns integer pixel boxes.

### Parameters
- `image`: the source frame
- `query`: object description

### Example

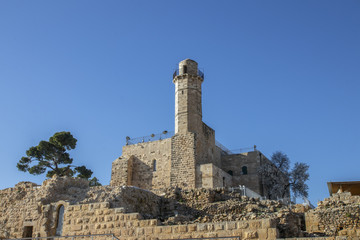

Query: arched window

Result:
[227,170,233,176]
[152,160,157,171]
[242,166,248,175]
[55,205,64,236]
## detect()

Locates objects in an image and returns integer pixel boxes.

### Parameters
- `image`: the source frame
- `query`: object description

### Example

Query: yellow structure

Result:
[327,181,360,196]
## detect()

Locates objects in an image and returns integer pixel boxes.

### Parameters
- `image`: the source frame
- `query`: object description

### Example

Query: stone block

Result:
[115,208,125,214]
[207,224,215,231]
[145,227,154,234]
[238,222,249,229]
[75,205,81,211]
[203,232,218,238]
[217,231,232,237]
[214,223,225,230]
[161,226,172,234]
[71,225,82,231]
[140,220,149,227]
[150,219,159,226]
[197,223,207,231]
[188,224,197,232]
[103,209,111,215]
[257,229,267,239]
[231,229,243,238]
[262,218,277,229]
[96,209,104,215]
[137,228,144,235]
[100,202,110,208]
[226,222,236,230]
[249,221,261,230]
[154,227,162,234]
[178,225,187,232]
[244,230,258,239]
[267,228,279,239]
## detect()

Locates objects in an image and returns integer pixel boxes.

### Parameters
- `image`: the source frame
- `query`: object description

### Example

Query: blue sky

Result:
[0,1,359,205]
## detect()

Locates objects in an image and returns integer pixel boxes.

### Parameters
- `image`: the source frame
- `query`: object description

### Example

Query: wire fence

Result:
[126,131,174,145]
[215,141,257,155]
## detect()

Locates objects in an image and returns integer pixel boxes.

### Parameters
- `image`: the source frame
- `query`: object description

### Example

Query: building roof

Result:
[327,181,360,196]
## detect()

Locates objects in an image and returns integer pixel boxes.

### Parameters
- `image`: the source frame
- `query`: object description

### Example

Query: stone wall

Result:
[62,207,279,240]
[170,133,196,189]
[0,177,285,240]
[0,177,161,239]
[221,152,263,195]
[305,192,360,237]
[110,138,172,190]
[197,163,232,188]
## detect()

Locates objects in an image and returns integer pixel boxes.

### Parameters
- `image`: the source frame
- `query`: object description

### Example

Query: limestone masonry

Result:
[110,59,285,198]
[1,59,359,240]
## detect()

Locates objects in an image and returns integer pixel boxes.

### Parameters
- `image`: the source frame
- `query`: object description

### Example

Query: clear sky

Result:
[0,1,359,205]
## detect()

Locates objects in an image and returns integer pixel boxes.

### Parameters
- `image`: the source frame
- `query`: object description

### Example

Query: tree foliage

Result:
[17,131,101,185]
[258,151,309,200]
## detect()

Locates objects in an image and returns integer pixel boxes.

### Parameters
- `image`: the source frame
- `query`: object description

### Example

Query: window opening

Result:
[56,205,65,236]
[242,166,248,175]
[227,170,233,176]
[153,160,157,171]
[183,65,187,74]
[23,226,33,238]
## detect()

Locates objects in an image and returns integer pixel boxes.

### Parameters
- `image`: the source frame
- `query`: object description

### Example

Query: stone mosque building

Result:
[110,59,274,197]
[4,59,358,240]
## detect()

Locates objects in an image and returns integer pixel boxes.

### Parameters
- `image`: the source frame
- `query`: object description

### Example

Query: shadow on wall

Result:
[130,157,154,190]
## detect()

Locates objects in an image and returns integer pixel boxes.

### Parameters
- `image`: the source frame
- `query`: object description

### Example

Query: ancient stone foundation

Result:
[2,177,360,239]
[306,192,360,238]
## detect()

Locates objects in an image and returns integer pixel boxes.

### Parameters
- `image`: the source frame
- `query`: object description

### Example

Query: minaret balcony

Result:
[173,69,204,80]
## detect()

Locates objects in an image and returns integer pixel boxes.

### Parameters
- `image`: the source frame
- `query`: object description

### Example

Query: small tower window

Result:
[222,177,225,187]
[227,170,233,176]
[152,159,157,171]
[242,166,248,175]
[183,65,187,74]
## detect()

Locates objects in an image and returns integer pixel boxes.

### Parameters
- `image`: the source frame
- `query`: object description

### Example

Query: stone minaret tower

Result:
[173,59,204,134]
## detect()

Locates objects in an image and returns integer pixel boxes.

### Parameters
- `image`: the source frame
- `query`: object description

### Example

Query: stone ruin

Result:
[2,59,360,239]
[2,176,360,239]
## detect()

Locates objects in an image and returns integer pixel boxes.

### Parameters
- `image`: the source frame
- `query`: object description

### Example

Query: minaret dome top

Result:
[179,59,198,75]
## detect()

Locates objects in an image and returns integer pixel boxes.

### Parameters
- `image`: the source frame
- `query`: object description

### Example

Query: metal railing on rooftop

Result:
[215,140,258,155]
[126,131,174,145]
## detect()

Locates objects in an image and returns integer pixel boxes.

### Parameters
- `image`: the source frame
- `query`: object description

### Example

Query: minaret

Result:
[173,59,204,134]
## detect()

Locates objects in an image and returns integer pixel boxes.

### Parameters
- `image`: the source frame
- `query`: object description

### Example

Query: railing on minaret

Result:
[173,69,204,79]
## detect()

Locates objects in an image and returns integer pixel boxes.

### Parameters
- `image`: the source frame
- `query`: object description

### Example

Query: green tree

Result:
[258,151,309,200]
[17,131,101,185]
